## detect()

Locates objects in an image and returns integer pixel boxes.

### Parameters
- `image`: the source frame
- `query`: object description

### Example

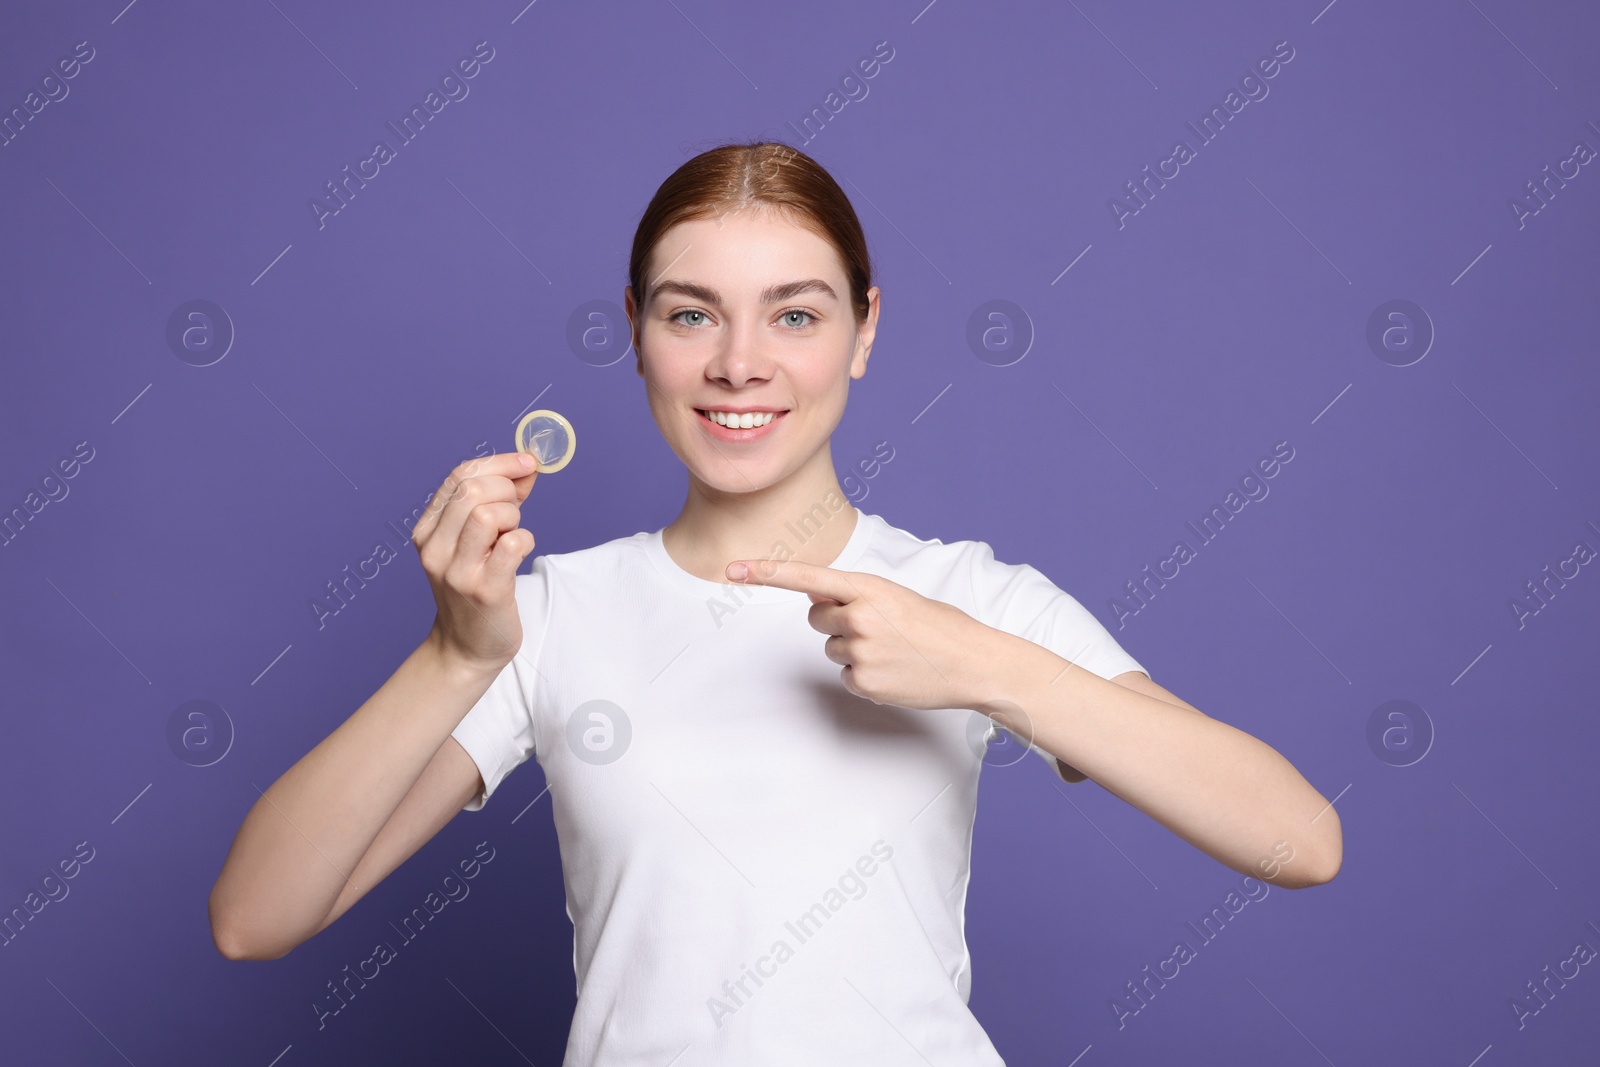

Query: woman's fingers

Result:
[412,453,532,550]
[484,526,535,584]
[421,478,506,576]
[411,451,541,674]
[447,500,523,583]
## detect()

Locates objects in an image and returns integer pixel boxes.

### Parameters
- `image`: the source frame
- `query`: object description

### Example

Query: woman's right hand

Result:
[411,451,540,675]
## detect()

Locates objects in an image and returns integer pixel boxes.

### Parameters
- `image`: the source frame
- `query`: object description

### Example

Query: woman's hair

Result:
[629,141,874,325]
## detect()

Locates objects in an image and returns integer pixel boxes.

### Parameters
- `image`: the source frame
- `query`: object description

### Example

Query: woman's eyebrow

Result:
[650,278,838,305]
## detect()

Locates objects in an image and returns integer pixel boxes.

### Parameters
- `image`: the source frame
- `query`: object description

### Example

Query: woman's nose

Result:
[705,323,774,385]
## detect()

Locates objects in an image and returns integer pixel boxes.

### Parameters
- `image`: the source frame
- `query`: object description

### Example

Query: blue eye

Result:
[670,309,816,329]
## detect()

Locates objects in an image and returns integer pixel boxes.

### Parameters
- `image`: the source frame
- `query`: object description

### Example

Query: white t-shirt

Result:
[449,508,1146,1066]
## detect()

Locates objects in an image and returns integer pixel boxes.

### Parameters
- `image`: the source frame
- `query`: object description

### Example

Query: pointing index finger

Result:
[727,559,858,603]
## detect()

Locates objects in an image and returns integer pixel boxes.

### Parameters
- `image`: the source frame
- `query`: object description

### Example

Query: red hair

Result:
[628,141,875,326]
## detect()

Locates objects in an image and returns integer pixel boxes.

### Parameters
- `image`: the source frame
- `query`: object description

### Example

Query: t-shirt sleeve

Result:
[966,541,1147,781]
[448,556,554,811]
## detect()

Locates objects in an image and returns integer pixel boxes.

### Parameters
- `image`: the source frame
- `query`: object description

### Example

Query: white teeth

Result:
[702,410,777,428]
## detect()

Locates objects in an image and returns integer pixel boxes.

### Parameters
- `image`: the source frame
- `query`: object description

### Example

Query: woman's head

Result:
[624,142,879,499]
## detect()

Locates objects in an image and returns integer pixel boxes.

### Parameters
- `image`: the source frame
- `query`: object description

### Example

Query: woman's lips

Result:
[695,409,787,442]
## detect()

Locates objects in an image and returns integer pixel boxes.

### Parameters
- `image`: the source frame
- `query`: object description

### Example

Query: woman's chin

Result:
[689,468,784,496]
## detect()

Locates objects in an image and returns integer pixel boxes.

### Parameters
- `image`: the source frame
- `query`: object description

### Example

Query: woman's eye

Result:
[670,309,814,329]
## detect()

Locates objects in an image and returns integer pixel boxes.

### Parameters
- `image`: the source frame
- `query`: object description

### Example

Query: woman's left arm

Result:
[982,644,1342,890]
[726,558,1343,891]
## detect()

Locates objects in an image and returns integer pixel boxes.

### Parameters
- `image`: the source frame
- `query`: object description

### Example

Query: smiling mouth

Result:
[695,408,787,429]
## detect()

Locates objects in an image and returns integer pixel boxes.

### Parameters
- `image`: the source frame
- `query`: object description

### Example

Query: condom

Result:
[514,409,576,473]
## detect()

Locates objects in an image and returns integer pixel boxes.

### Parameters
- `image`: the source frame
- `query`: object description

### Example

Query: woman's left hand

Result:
[726,557,1021,712]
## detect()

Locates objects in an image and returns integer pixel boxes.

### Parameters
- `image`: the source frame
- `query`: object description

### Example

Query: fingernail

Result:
[518,453,536,468]
[728,562,749,581]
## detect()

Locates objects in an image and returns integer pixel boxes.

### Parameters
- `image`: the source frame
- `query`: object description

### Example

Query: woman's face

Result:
[626,207,878,496]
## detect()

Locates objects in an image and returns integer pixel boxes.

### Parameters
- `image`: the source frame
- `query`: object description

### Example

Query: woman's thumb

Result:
[513,466,539,503]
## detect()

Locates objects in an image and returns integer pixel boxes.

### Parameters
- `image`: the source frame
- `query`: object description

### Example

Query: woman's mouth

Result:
[694,408,788,442]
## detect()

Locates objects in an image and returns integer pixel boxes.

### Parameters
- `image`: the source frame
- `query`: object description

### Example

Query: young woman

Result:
[210,141,1341,1064]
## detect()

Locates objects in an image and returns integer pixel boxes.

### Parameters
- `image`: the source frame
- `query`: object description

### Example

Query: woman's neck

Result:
[661,448,860,584]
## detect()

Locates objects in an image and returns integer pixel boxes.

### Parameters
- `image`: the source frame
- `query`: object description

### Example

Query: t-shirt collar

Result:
[644,505,877,604]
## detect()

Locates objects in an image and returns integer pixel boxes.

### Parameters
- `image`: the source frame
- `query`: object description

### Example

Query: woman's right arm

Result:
[207,451,540,960]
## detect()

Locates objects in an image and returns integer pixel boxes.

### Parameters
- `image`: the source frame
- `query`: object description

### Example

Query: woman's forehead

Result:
[646,214,844,298]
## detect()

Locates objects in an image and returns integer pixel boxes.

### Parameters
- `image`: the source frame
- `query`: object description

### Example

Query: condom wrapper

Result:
[514,409,576,473]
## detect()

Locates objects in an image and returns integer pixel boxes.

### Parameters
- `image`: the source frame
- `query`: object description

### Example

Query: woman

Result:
[209,141,1341,1064]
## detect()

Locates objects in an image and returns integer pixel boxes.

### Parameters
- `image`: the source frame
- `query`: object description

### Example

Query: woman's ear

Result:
[849,286,880,380]
[624,285,645,378]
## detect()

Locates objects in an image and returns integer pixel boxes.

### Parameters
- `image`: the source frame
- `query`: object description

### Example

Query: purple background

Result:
[4,0,1598,1063]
